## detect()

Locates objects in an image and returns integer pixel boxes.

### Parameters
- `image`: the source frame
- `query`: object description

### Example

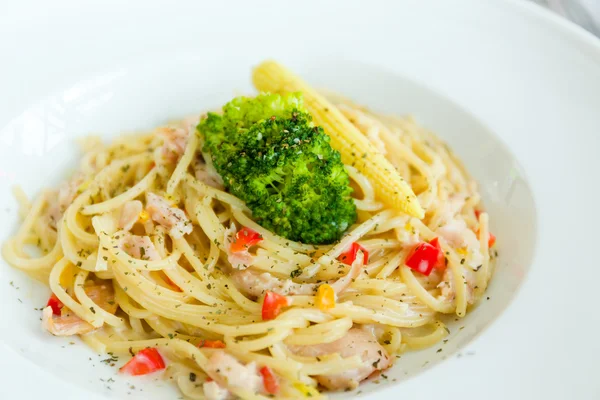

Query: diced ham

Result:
[42,284,118,336]
[231,251,364,297]
[232,254,364,298]
[119,200,143,231]
[42,306,95,336]
[195,156,224,189]
[436,219,484,269]
[120,234,161,261]
[203,381,230,400]
[205,351,262,393]
[436,194,466,226]
[85,283,118,313]
[47,174,85,227]
[438,265,477,304]
[181,115,200,136]
[47,203,62,229]
[146,192,192,239]
[288,328,391,390]
[157,127,189,163]
[231,270,317,297]
[156,114,198,164]
[437,219,476,249]
[58,174,85,212]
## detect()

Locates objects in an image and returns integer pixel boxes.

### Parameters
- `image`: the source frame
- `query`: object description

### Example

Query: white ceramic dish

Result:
[0,0,599,399]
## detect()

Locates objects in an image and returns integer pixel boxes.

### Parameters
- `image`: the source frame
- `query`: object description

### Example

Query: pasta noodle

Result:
[2,67,495,399]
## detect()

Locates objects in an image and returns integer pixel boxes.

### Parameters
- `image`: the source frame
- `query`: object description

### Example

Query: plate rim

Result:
[1,0,599,399]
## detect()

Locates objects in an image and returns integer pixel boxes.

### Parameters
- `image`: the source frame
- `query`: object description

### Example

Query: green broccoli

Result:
[198,92,356,244]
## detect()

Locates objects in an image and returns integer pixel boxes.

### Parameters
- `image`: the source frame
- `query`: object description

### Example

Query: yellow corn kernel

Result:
[252,60,424,219]
[315,284,335,310]
[293,382,321,398]
[456,247,468,256]
[138,210,150,223]
[404,222,413,232]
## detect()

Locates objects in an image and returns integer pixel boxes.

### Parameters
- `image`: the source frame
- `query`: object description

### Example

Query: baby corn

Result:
[252,60,424,218]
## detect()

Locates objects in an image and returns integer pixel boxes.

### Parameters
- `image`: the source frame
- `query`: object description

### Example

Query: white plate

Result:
[0,0,599,399]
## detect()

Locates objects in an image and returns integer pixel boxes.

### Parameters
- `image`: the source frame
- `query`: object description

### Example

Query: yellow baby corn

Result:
[252,60,424,218]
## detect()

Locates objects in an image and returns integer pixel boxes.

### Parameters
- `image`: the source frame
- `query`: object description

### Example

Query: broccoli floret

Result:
[198,92,356,244]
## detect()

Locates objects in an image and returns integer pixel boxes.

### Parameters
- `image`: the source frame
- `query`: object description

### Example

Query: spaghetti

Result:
[2,64,495,399]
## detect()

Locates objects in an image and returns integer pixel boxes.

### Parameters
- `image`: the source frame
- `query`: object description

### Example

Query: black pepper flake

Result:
[189,372,196,382]
[290,268,302,279]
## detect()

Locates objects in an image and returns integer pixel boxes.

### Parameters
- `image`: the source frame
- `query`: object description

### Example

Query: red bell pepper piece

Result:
[259,366,279,395]
[487,232,496,248]
[46,294,63,316]
[230,227,263,253]
[428,237,446,270]
[476,229,496,248]
[119,348,165,376]
[405,242,443,276]
[261,291,289,320]
[474,210,496,247]
[337,242,369,265]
